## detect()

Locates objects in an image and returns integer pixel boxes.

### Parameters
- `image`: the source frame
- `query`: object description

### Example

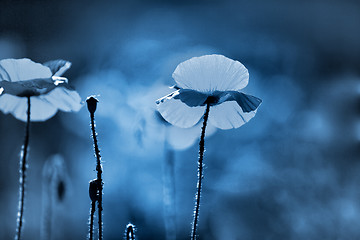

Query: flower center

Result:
[204,95,219,106]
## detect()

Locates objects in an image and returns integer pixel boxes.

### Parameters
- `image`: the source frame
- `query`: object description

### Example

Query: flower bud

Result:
[86,96,98,114]
[89,179,99,202]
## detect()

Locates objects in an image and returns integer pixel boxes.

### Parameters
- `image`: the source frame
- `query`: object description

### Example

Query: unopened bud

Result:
[86,96,98,114]
[89,179,99,202]
[125,223,136,240]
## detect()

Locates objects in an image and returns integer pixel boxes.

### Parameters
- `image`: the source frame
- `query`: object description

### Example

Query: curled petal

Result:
[172,54,249,93]
[156,90,180,105]
[173,89,208,107]
[156,90,206,128]
[0,78,60,97]
[52,76,68,85]
[168,89,262,114]
[227,92,262,113]
[0,58,52,82]
[208,101,258,130]
[43,60,72,76]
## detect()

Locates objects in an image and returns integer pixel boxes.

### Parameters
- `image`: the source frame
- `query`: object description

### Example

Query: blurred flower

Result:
[156,54,262,129]
[129,84,216,151]
[41,154,70,240]
[0,58,82,121]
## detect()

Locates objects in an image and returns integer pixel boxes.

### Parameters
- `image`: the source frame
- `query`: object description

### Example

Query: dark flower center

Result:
[204,95,219,106]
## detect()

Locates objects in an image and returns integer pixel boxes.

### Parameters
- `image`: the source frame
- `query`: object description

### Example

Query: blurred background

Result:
[0,0,360,239]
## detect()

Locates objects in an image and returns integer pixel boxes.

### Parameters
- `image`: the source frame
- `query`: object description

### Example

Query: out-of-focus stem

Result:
[163,132,176,240]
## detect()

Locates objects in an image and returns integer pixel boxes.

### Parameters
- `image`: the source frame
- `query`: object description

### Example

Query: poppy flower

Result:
[0,58,82,121]
[156,54,261,129]
[156,54,262,240]
[0,58,81,240]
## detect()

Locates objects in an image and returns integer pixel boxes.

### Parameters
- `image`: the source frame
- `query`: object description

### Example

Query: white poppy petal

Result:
[41,87,82,112]
[157,93,206,128]
[0,88,81,122]
[29,97,58,121]
[0,93,28,121]
[167,121,217,150]
[227,91,262,113]
[0,58,52,82]
[208,101,258,130]
[172,54,249,93]
[0,94,57,122]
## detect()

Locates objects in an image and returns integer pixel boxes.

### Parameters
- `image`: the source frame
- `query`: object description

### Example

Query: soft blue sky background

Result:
[0,0,359,239]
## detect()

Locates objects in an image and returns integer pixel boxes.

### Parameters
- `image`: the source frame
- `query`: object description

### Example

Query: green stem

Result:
[191,103,210,240]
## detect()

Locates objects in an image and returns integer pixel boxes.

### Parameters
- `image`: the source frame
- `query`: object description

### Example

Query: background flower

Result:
[129,84,217,151]
[0,58,82,122]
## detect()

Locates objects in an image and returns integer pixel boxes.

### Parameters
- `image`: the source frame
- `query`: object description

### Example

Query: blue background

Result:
[0,0,360,239]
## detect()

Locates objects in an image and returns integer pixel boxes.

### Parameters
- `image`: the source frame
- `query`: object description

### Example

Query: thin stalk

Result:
[16,96,31,240]
[191,103,210,240]
[90,112,103,240]
[89,201,96,240]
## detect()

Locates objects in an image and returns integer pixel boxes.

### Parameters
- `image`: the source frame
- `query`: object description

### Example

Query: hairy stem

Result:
[191,103,210,240]
[90,112,103,240]
[16,96,31,240]
[89,201,96,240]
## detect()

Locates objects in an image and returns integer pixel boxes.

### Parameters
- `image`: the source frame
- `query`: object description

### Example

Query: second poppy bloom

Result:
[0,58,81,122]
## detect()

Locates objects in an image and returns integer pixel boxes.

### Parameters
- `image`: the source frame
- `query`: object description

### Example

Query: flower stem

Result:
[89,111,103,240]
[89,200,96,240]
[191,103,210,240]
[16,96,31,240]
